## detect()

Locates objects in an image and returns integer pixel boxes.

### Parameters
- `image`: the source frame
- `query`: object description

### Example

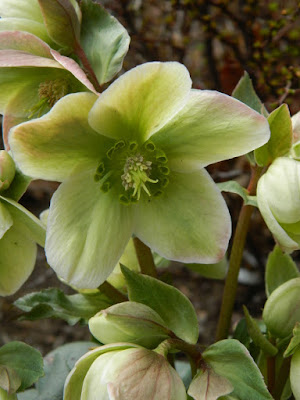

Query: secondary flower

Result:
[0,30,96,148]
[10,62,270,289]
[0,0,81,51]
[257,156,300,252]
[0,151,46,296]
[64,343,187,400]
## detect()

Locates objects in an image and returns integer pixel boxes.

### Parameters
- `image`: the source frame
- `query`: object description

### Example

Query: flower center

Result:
[94,140,170,205]
[28,79,69,118]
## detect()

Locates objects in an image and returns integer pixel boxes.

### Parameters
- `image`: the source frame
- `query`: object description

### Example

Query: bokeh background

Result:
[1,0,300,355]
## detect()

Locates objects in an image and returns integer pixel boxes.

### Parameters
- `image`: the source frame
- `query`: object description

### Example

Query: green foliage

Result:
[255,104,293,166]
[121,265,199,344]
[18,342,95,400]
[80,0,130,85]
[14,288,113,325]
[284,322,300,358]
[203,339,272,399]
[265,245,299,297]
[186,256,227,280]
[0,342,43,392]
[217,180,258,207]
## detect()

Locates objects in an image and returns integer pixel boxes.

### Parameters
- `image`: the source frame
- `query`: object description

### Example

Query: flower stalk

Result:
[216,165,264,341]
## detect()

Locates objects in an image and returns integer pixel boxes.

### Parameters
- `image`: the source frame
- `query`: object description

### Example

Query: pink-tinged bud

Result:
[64,344,187,400]
[0,151,15,192]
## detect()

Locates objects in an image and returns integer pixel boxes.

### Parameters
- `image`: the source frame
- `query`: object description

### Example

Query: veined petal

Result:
[134,169,231,263]
[0,18,54,46]
[0,0,43,23]
[152,90,270,172]
[89,62,191,142]
[0,201,13,239]
[0,31,52,57]
[46,170,134,289]
[9,92,109,182]
[0,219,37,296]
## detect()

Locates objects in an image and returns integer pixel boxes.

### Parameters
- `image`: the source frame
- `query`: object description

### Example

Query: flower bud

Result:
[257,157,300,252]
[263,277,300,338]
[89,302,171,348]
[64,344,187,400]
[0,151,15,192]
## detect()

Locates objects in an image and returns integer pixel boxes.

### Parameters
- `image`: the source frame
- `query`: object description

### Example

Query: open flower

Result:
[64,343,187,400]
[257,156,300,252]
[0,151,45,296]
[0,30,96,148]
[10,62,270,289]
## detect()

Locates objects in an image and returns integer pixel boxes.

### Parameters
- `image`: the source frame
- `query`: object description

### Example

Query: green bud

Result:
[0,151,15,192]
[89,301,171,348]
[64,344,186,400]
[263,277,300,338]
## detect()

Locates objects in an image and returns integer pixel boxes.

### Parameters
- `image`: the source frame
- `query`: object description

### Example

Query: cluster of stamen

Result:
[28,79,69,118]
[94,140,170,205]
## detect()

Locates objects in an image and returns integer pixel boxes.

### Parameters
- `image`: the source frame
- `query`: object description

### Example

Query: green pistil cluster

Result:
[94,140,170,205]
[28,79,69,118]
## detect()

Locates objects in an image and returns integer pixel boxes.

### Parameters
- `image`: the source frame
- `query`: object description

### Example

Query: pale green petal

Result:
[0,31,52,57]
[0,201,12,239]
[0,18,53,46]
[0,196,46,247]
[9,92,109,182]
[0,0,43,22]
[134,169,231,263]
[152,90,270,172]
[45,170,134,289]
[0,219,37,296]
[260,158,300,223]
[89,62,192,142]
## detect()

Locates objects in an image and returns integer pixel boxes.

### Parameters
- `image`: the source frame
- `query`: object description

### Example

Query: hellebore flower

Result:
[0,30,96,148]
[10,62,270,289]
[257,156,300,253]
[0,0,81,51]
[64,343,187,400]
[0,151,45,296]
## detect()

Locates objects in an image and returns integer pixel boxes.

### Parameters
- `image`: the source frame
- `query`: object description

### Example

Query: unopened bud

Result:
[0,151,15,192]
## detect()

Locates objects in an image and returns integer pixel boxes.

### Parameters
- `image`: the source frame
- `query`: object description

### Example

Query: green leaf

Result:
[232,318,251,348]
[243,306,278,356]
[232,71,267,115]
[14,288,114,325]
[265,245,299,297]
[255,104,293,166]
[290,347,300,399]
[186,256,227,280]
[203,339,272,400]
[80,0,130,84]
[38,0,80,50]
[284,322,300,358]
[34,342,95,400]
[0,365,21,395]
[217,181,258,207]
[1,166,31,202]
[0,202,12,239]
[121,265,199,344]
[0,342,43,392]
[174,360,192,389]
[263,277,300,338]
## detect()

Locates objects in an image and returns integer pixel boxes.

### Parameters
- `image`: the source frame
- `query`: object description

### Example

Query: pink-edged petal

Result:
[88,62,192,142]
[50,49,97,93]
[152,90,270,172]
[45,170,134,289]
[0,30,52,57]
[0,49,62,68]
[134,169,231,263]
[9,92,107,182]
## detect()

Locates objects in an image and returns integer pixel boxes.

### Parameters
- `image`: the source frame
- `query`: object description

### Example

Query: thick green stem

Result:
[216,166,263,341]
[74,41,102,93]
[133,237,158,278]
[273,357,291,400]
[98,281,127,303]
